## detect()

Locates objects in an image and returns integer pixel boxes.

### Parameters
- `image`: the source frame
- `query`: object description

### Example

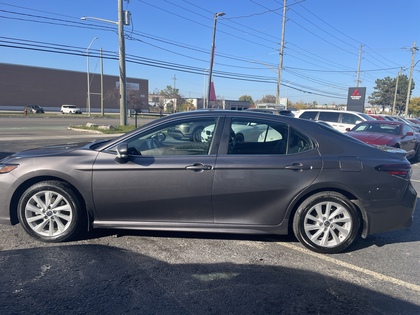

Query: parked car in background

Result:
[60,104,82,114]
[168,120,212,142]
[346,120,420,161]
[201,121,281,143]
[391,116,420,132]
[0,110,416,254]
[246,108,295,117]
[296,109,374,132]
[368,114,387,120]
[25,105,44,114]
[408,118,420,126]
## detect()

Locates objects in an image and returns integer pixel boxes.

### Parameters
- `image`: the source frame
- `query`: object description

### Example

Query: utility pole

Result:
[118,0,127,125]
[404,41,418,118]
[172,74,177,89]
[100,48,104,116]
[392,67,402,115]
[356,44,363,87]
[277,0,287,104]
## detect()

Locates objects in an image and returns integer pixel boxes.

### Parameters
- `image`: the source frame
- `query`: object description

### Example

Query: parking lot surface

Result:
[0,116,419,314]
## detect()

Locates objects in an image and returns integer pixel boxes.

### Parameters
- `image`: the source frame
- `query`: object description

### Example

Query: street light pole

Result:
[86,37,98,117]
[81,0,129,125]
[207,12,225,109]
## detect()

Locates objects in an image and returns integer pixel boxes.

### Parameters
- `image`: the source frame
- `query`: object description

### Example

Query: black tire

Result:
[293,191,360,254]
[17,181,84,242]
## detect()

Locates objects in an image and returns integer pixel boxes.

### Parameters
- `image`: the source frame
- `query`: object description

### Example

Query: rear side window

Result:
[227,119,313,155]
[300,111,318,120]
[288,128,314,154]
[319,112,340,123]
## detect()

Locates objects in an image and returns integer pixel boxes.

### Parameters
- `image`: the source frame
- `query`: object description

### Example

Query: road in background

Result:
[0,116,419,314]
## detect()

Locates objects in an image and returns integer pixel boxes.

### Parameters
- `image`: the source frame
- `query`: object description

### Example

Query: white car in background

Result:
[202,122,283,143]
[295,109,373,132]
[61,104,82,114]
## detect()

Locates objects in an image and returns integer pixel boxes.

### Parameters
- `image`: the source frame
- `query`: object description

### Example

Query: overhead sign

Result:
[347,87,366,112]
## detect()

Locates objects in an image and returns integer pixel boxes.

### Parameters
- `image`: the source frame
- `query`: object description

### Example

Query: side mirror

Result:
[345,127,351,132]
[406,131,414,136]
[116,143,129,160]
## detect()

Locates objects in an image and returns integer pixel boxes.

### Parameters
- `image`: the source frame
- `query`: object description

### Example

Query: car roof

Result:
[298,109,366,114]
[357,120,403,125]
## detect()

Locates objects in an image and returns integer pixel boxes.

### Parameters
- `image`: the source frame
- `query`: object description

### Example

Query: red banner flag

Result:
[209,81,216,101]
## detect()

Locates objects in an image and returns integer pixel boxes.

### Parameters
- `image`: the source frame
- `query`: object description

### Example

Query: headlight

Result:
[0,164,19,174]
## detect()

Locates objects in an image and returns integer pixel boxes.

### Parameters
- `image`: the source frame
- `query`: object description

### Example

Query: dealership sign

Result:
[347,87,366,112]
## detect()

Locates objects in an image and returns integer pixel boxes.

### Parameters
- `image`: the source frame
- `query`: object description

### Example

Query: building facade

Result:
[0,63,148,113]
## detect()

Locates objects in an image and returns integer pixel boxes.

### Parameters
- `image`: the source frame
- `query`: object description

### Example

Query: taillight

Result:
[375,164,412,179]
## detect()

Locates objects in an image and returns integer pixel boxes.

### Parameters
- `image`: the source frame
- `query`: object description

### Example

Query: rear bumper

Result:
[364,183,417,237]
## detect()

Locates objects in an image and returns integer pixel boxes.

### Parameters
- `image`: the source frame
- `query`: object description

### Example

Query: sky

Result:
[0,0,419,106]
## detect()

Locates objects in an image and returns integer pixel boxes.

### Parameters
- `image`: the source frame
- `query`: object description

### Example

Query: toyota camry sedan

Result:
[0,110,417,254]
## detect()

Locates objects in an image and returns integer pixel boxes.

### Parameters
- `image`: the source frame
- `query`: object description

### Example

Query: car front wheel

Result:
[293,192,360,254]
[17,181,84,242]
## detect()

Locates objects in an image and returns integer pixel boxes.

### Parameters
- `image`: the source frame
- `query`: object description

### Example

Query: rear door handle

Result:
[285,163,313,171]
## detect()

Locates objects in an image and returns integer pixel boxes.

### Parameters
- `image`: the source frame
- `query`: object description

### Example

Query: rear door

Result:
[212,117,322,226]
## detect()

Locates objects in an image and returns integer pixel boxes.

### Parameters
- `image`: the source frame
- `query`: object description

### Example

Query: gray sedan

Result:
[0,110,416,254]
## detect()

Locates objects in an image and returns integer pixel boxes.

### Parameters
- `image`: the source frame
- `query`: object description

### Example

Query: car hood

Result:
[1,141,95,162]
[346,132,394,145]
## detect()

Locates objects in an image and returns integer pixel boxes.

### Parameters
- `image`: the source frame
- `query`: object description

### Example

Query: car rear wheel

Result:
[18,181,84,242]
[293,192,360,254]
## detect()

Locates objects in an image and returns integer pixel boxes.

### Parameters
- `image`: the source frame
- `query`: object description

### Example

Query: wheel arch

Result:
[287,187,367,238]
[10,176,91,228]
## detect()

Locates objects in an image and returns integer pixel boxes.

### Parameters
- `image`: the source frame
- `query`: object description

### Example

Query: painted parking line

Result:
[277,242,420,293]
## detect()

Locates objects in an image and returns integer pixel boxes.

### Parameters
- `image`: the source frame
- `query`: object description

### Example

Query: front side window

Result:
[341,113,359,124]
[300,111,318,120]
[402,124,414,136]
[124,118,217,156]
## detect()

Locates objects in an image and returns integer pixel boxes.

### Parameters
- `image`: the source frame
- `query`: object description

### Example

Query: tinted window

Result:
[287,128,313,154]
[227,119,313,155]
[228,118,287,155]
[300,111,318,120]
[402,124,414,135]
[319,112,340,123]
[341,113,360,124]
[124,118,217,156]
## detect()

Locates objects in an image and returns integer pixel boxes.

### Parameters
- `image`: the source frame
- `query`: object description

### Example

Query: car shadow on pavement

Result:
[0,244,418,315]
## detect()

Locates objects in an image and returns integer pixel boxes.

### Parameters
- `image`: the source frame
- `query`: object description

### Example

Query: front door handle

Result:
[186,163,213,172]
